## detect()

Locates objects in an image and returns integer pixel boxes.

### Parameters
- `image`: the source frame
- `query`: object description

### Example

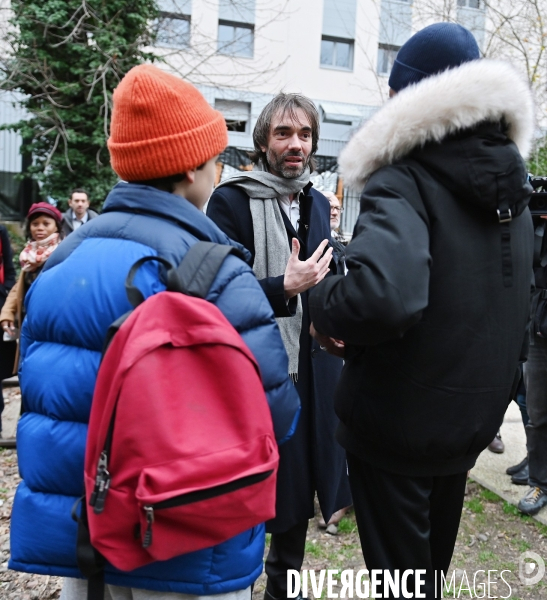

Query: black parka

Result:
[310,116,534,477]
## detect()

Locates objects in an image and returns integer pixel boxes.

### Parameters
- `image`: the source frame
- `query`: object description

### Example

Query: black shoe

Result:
[518,487,547,516]
[264,588,306,600]
[511,462,529,486]
[506,456,528,476]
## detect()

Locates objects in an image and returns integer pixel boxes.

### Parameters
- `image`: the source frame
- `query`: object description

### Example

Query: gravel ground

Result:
[0,387,546,599]
[0,448,62,599]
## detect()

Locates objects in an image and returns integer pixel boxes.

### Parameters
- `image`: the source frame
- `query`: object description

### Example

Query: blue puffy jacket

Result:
[9,182,300,594]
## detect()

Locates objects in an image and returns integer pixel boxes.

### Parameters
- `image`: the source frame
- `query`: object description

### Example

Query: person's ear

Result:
[184,169,196,184]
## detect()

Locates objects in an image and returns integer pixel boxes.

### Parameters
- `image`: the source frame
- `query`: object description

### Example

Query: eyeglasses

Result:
[330,206,344,214]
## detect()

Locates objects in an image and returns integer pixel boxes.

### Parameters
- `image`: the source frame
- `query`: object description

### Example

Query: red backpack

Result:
[78,242,279,590]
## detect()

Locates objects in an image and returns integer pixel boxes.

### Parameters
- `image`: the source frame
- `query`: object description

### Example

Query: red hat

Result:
[27,202,63,224]
[108,64,228,181]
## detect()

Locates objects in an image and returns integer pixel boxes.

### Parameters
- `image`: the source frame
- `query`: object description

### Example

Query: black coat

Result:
[0,226,16,380]
[310,120,534,477]
[208,183,352,531]
[61,208,99,238]
[0,226,16,306]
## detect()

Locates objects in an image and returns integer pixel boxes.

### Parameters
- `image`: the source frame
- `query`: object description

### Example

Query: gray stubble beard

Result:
[266,147,309,179]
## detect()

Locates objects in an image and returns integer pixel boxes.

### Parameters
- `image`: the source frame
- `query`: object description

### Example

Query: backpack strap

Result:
[101,311,132,356]
[167,241,246,299]
[123,244,245,306]
[125,255,174,308]
[72,496,105,600]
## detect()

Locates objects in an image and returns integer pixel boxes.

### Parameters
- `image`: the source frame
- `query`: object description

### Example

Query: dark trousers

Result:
[0,339,16,435]
[347,453,467,600]
[523,337,547,491]
[265,520,309,597]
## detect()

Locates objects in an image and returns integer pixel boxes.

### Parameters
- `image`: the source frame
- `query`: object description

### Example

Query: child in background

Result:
[0,203,63,371]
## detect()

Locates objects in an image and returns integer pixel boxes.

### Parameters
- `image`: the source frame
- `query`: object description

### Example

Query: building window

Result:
[156,12,191,48]
[218,20,254,57]
[215,99,251,133]
[377,43,399,75]
[457,0,481,7]
[320,36,354,70]
[323,116,352,126]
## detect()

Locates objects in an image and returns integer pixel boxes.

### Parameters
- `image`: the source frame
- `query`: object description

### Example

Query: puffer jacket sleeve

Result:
[309,165,431,346]
[206,254,300,444]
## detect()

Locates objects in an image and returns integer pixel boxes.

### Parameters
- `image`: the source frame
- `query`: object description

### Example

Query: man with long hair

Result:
[208,94,351,600]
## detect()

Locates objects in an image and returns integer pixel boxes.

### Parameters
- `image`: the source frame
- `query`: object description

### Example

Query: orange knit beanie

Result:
[108,64,228,181]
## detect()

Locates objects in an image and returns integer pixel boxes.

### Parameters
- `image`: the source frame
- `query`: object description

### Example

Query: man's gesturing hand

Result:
[284,238,333,299]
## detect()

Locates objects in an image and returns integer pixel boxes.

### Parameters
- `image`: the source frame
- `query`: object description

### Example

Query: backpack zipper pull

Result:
[90,451,111,514]
[143,506,154,548]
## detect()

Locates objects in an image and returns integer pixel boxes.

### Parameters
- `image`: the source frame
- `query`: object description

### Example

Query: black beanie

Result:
[389,23,480,92]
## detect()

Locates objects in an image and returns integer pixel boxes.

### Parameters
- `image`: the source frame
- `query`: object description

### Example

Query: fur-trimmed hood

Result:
[340,59,535,191]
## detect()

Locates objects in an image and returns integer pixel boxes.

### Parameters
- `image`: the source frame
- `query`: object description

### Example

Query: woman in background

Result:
[0,203,63,379]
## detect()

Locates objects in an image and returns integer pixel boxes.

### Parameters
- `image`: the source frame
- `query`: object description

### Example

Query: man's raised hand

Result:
[284,238,333,299]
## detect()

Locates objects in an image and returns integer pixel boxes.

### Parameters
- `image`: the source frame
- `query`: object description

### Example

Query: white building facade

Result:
[153,0,492,233]
[3,0,540,229]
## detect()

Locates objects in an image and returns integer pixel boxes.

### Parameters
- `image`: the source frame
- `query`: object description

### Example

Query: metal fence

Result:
[340,187,360,239]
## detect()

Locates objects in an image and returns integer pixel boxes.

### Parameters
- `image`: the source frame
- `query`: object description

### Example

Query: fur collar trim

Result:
[339,59,535,190]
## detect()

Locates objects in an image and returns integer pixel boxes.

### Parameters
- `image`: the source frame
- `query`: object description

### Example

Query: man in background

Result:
[322,191,343,240]
[61,188,98,237]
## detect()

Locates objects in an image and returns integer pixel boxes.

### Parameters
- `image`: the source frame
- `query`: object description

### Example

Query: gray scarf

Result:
[216,164,310,379]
